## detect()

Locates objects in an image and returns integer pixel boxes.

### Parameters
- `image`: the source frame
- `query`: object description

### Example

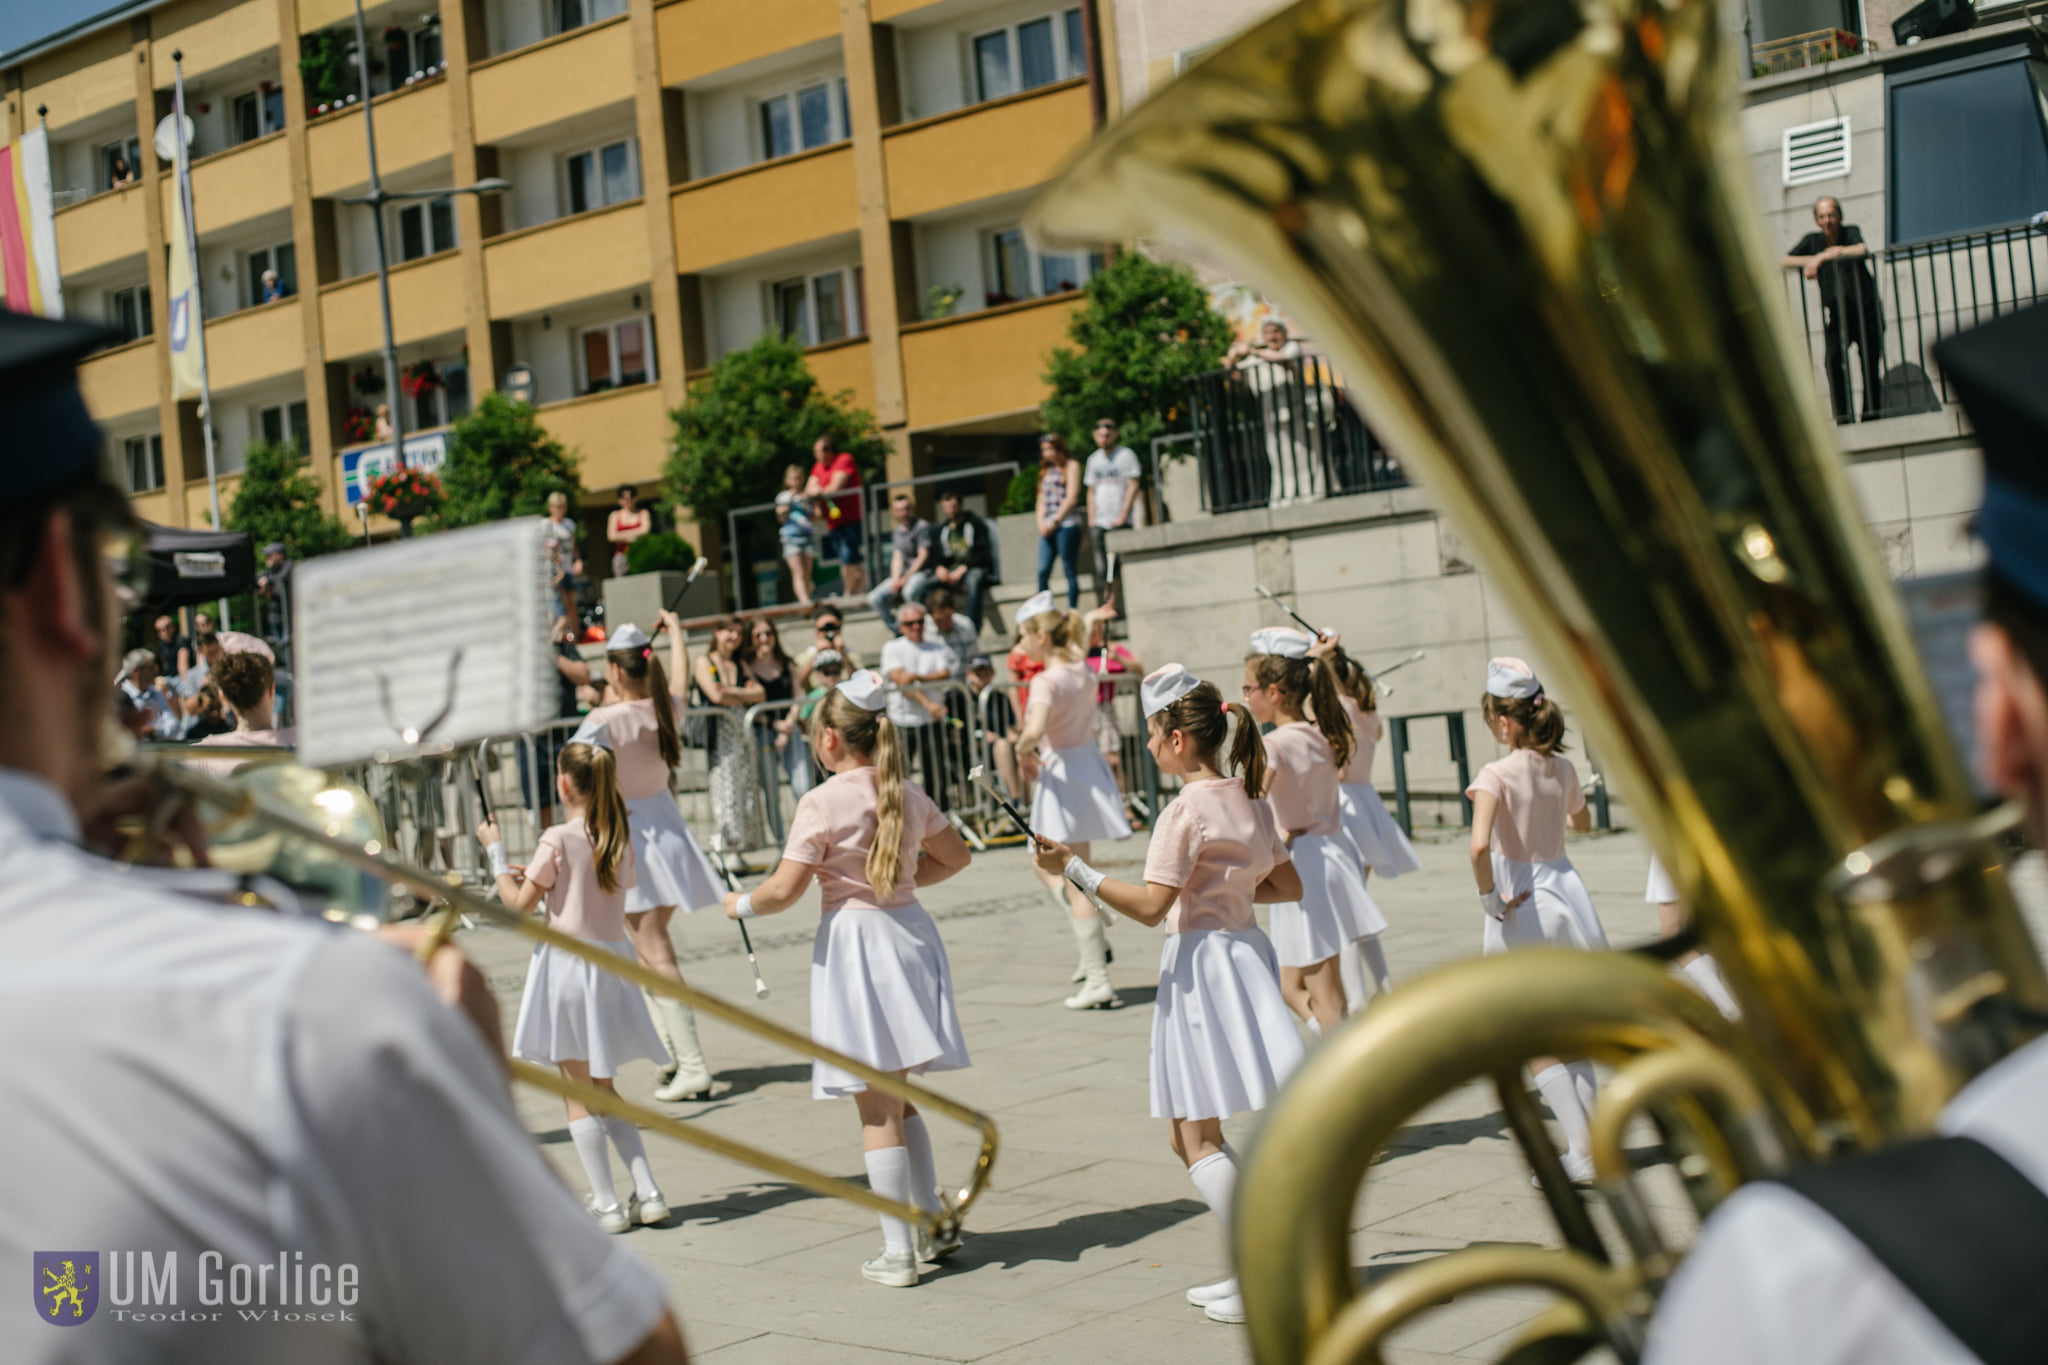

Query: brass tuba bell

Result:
[1031,0,2048,1357]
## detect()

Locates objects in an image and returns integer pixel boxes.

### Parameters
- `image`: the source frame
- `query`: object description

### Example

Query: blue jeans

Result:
[1037,524,1082,608]
[867,570,934,631]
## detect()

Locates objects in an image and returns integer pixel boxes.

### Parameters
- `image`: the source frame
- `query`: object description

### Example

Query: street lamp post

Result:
[341,0,508,531]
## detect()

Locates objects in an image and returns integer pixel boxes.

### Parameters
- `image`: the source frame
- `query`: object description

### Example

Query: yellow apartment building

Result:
[0,0,1123,541]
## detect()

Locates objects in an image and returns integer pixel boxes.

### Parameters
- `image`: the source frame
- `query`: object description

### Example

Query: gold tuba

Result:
[1031,0,2048,1357]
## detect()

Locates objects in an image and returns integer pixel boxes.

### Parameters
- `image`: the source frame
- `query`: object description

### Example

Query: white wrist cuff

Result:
[734,892,757,919]
[1479,889,1504,920]
[486,843,511,878]
[1064,857,1106,898]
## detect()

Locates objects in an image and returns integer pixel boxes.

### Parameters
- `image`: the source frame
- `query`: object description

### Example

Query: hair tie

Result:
[642,646,652,659]
[1532,691,1545,706]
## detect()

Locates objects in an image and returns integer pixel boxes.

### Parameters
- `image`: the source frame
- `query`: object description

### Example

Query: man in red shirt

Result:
[805,436,868,596]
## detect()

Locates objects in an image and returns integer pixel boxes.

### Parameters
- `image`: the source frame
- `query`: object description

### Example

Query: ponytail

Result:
[1024,608,1088,663]
[1481,692,1569,756]
[559,742,631,892]
[1152,682,1270,798]
[1227,701,1269,798]
[1247,651,1355,771]
[610,645,681,769]
[811,689,911,896]
[1333,653,1377,712]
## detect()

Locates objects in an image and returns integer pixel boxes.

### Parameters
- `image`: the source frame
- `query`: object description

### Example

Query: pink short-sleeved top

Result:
[524,819,638,942]
[782,765,951,912]
[1466,748,1583,863]
[1027,660,1099,752]
[1338,696,1379,786]
[1145,778,1286,935]
[1263,722,1344,838]
[585,696,685,799]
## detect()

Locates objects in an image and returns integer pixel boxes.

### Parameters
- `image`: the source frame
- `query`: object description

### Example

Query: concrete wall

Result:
[1104,0,1289,112]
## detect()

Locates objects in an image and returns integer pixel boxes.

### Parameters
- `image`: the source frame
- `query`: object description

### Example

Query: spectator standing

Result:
[374,403,393,442]
[747,618,802,837]
[924,588,979,677]
[260,269,285,304]
[1783,196,1885,423]
[967,653,1023,801]
[108,154,135,187]
[793,605,864,690]
[1035,434,1084,609]
[117,650,177,739]
[1226,319,1316,507]
[797,647,847,734]
[693,615,768,867]
[543,491,583,625]
[867,492,933,631]
[524,616,593,828]
[607,485,652,578]
[150,613,191,681]
[775,462,820,606]
[879,603,958,801]
[1084,419,1144,611]
[926,489,996,631]
[807,435,868,596]
[183,682,234,740]
[255,541,293,654]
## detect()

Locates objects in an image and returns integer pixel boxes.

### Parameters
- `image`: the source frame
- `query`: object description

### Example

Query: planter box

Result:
[602,569,720,637]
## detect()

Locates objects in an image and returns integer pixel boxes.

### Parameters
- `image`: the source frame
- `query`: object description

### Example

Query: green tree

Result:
[435,392,584,529]
[225,441,353,558]
[661,333,888,522]
[1039,252,1234,456]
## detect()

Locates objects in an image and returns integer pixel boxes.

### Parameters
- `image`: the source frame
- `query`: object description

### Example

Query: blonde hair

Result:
[1246,650,1356,771]
[1023,608,1087,664]
[558,742,631,893]
[546,490,568,512]
[810,689,911,895]
[1150,681,1269,798]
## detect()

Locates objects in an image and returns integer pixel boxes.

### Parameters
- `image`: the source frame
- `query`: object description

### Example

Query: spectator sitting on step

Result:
[866,492,932,632]
[923,488,997,632]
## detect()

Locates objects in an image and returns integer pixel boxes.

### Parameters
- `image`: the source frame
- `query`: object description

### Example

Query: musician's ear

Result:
[1972,624,2048,811]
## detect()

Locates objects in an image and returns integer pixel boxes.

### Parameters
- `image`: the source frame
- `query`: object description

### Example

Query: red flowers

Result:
[365,466,445,522]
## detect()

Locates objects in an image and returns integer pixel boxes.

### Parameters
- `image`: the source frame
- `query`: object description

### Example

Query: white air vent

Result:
[1783,116,1852,187]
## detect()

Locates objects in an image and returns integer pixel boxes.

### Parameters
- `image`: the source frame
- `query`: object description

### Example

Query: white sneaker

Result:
[1529,1152,1597,1189]
[1204,1293,1247,1324]
[861,1248,920,1288]
[1186,1276,1238,1306]
[916,1227,963,1264]
[586,1197,629,1235]
[628,1191,669,1226]
[1064,980,1121,1010]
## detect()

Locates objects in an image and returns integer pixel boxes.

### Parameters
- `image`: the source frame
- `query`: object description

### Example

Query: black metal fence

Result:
[1184,354,1407,514]
[1786,220,2048,425]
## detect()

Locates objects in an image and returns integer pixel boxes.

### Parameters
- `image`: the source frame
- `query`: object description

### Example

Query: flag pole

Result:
[171,52,229,627]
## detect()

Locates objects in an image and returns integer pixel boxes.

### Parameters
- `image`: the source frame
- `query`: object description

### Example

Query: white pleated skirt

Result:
[1338,783,1422,877]
[624,792,725,914]
[1031,743,1133,844]
[512,936,672,1078]
[1269,832,1387,968]
[809,903,972,1099]
[1150,928,1306,1120]
[1645,853,1678,904]
[1481,854,1610,955]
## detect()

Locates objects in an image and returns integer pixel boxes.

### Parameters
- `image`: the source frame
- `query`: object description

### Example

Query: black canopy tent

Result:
[134,522,256,612]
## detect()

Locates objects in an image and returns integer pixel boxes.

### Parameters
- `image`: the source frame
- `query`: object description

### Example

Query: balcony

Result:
[130,489,174,524]
[150,4,280,88]
[77,336,160,423]
[805,336,874,413]
[204,296,304,392]
[307,82,452,196]
[883,78,1090,221]
[161,132,292,235]
[483,199,650,319]
[1185,356,1405,514]
[56,183,146,277]
[1752,29,1865,78]
[656,0,840,86]
[535,383,669,488]
[671,144,858,274]
[899,293,1076,429]
[320,251,468,357]
[24,27,132,128]
[470,17,633,146]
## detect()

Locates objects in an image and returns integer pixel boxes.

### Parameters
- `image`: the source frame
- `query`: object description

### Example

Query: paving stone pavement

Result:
[459,820,2048,1364]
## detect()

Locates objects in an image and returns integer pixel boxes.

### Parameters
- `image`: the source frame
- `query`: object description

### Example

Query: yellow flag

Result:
[166,71,205,400]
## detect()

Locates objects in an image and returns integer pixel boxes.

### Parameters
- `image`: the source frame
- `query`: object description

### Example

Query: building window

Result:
[986,227,1100,306]
[98,137,141,192]
[246,242,297,307]
[565,139,639,214]
[124,435,165,493]
[769,267,863,346]
[972,8,1086,103]
[1887,48,2048,243]
[396,197,456,261]
[552,0,626,36]
[412,22,444,73]
[579,316,654,394]
[757,78,851,160]
[230,87,286,145]
[110,285,153,344]
[257,400,312,454]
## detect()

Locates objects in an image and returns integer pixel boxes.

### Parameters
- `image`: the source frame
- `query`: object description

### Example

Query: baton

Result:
[662,556,712,616]
[967,765,1040,843]
[710,853,771,999]
[1255,584,1329,642]
[1370,650,1426,698]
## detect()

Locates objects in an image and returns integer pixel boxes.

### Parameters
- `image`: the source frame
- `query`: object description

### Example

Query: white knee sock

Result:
[1187,1149,1238,1232]
[901,1114,941,1214]
[603,1117,661,1199]
[1337,941,1367,1013]
[1565,1060,1599,1124]
[570,1116,618,1208]
[1356,935,1393,997]
[864,1146,915,1254]
[1682,955,1742,1019]
[1532,1064,1593,1164]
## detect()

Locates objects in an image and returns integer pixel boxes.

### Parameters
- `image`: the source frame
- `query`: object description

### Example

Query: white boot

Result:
[651,994,716,1101]
[1682,955,1742,1019]
[1064,914,1120,1010]
[642,988,680,1086]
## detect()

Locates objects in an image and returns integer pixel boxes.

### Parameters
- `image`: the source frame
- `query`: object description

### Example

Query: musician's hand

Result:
[722,889,744,919]
[79,768,212,867]
[657,608,682,635]
[476,817,502,847]
[1031,835,1074,877]
[1308,629,1341,660]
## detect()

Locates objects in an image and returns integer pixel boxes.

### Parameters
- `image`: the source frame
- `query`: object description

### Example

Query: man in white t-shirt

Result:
[1083,418,1144,613]
[878,603,957,801]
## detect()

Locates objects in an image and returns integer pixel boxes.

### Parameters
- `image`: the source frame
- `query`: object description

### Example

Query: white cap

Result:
[607,622,652,652]
[1248,627,1312,659]
[836,668,889,711]
[1016,590,1057,624]
[1486,656,1542,700]
[1141,664,1204,718]
[218,630,274,660]
[567,716,613,750]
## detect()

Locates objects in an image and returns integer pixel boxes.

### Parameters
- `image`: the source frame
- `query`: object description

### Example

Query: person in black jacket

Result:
[919,488,998,632]
[1784,197,1885,423]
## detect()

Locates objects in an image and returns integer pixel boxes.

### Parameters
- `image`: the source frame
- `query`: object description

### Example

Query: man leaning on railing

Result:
[1784,196,1885,424]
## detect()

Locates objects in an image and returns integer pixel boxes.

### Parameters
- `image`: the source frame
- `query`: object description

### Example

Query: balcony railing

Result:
[1183,355,1406,514]
[1752,28,1865,77]
[1785,221,2048,425]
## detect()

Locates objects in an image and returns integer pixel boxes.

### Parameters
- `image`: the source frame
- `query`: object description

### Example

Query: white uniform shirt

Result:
[879,635,955,728]
[0,770,669,1363]
[1083,446,1145,529]
[1646,1033,2048,1365]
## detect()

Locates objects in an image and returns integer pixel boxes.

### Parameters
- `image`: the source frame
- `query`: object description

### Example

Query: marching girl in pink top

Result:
[722,670,974,1291]
[1034,665,1306,1327]
[1466,656,1608,1182]
[478,737,671,1234]
[1242,627,1386,1036]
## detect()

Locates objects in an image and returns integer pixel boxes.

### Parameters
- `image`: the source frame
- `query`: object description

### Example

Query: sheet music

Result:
[293,520,555,766]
